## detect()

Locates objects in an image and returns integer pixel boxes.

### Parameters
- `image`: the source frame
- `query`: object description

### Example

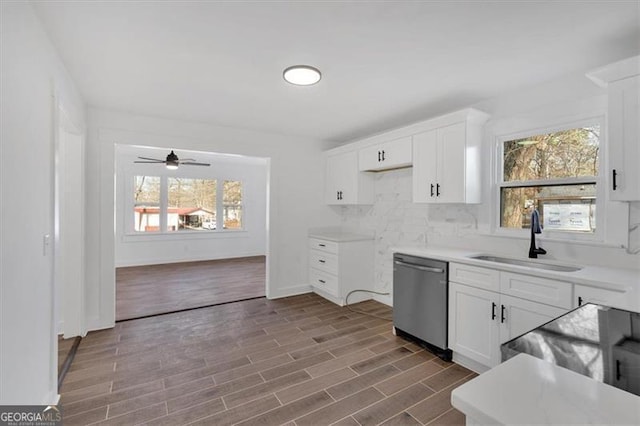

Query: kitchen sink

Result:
[469,255,583,272]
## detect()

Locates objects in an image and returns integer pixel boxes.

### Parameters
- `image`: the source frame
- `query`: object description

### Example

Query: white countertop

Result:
[451,353,640,425]
[309,231,374,242]
[392,246,640,294]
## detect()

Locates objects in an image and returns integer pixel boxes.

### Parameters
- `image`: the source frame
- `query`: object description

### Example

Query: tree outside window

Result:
[500,125,599,233]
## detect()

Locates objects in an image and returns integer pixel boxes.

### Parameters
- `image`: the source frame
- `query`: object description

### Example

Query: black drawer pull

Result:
[436,183,441,197]
[318,244,326,247]
[491,302,497,320]
[501,305,506,323]
[318,260,326,263]
[613,169,618,191]
[616,359,622,380]
[578,296,583,306]
[318,279,326,284]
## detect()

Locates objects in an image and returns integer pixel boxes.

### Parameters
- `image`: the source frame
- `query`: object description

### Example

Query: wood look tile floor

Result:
[116,256,266,320]
[61,294,474,426]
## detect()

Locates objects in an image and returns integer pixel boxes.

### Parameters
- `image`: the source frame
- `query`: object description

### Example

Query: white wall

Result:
[337,70,640,305]
[115,145,268,267]
[0,2,85,404]
[85,108,339,331]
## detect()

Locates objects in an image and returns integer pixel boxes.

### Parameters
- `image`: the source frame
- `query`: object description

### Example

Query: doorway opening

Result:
[114,145,268,321]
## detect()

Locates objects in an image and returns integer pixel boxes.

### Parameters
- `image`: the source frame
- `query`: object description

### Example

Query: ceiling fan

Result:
[134,150,210,170]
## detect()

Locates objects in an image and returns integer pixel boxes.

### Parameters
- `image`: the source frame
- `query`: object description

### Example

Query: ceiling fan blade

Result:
[179,158,196,162]
[181,162,211,166]
[137,156,164,161]
[134,160,166,164]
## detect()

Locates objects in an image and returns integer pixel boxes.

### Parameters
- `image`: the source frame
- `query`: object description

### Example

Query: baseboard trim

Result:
[115,253,266,268]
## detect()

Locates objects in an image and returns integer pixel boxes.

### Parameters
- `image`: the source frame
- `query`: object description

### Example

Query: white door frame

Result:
[54,100,86,338]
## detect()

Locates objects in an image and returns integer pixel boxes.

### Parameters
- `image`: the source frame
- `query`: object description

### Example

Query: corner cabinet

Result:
[413,109,489,204]
[358,136,412,172]
[587,56,640,201]
[308,236,374,306]
[325,151,374,205]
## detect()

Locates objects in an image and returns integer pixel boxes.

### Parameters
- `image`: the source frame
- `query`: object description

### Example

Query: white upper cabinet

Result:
[587,56,640,201]
[413,109,489,203]
[358,136,412,172]
[325,151,374,205]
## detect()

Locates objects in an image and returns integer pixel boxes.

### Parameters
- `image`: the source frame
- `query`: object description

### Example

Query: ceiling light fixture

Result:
[283,65,321,86]
[165,150,179,170]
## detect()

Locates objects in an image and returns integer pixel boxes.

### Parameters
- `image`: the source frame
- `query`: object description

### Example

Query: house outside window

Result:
[168,178,216,231]
[498,121,600,235]
[133,176,161,232]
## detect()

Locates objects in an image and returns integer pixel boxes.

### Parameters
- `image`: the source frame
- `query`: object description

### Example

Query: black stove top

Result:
[501,303,640,397]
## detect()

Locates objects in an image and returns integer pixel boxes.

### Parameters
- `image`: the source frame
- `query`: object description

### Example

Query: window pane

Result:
[503,125,599,182]
[501,184,596,233]
[134,176,160,232]
[167,178,216,231]
[223,180,243,230]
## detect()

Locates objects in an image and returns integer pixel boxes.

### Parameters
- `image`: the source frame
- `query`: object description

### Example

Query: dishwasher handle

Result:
[394,260,444,274]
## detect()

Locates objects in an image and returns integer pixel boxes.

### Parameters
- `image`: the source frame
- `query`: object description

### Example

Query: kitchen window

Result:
[498,121,601,235]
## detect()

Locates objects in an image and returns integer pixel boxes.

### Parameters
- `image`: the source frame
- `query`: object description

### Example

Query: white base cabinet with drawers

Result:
[448,263,570,372]
[308,236,374,306]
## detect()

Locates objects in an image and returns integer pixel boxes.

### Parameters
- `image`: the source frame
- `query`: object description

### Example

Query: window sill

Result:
[122,229,248,243]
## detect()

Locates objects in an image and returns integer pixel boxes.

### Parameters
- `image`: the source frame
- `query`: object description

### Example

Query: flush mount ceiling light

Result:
[283,65,322,86]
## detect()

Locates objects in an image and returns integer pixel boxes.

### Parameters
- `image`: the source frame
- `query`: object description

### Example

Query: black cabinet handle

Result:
[430,184,435,197]
[319,279,326,284]
[381,150,385,161]
[612,169,618,191]
[491,302,497,320]
[578,296,583,306]
[340,191,343,200]
[318,244,326,247]
[501,305,506,323]
[616,359,622,380]
[436,183,441,197]
[318,259,325,263]
[378,151,381,162]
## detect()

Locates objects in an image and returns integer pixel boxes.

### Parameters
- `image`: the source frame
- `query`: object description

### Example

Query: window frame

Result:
[494,116,606,243]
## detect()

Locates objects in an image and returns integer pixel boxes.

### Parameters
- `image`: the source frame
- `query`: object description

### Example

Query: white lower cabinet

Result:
[308,236,374,306]
[449,282,567,369]
[448,263,572,371]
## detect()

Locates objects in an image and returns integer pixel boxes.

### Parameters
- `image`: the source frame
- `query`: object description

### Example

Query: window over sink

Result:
[498,120,602,236]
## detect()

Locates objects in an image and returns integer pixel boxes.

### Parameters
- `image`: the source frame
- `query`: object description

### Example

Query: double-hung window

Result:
[498,120,601,236]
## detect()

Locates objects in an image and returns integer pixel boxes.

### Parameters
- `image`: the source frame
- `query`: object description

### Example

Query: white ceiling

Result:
[33,1,639,142]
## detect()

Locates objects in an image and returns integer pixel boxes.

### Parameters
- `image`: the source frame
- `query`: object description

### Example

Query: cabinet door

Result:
[499,294,567,345]
[412,130,438,203]
[380,137,412,169]
[358,144,382,172]
[574,284,629,309]
[437,122,467,203]
[449,283,499,368]
[325,152,358,204]
[609,76,640,201]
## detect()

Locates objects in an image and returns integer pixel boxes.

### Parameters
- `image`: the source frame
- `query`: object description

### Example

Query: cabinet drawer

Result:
[309,249,339,274]
[450,263,500,292]
[309,268,339,297]
[500,272,572,309]
[309,238,338,254]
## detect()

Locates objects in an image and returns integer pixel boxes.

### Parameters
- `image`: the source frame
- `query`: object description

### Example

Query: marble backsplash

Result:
[337,167,640,301]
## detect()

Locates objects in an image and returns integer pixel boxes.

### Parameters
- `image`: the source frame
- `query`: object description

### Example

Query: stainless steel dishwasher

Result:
[393,253,451,360]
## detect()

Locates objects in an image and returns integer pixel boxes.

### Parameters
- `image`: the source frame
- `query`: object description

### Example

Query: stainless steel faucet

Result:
[529,209,547,259]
